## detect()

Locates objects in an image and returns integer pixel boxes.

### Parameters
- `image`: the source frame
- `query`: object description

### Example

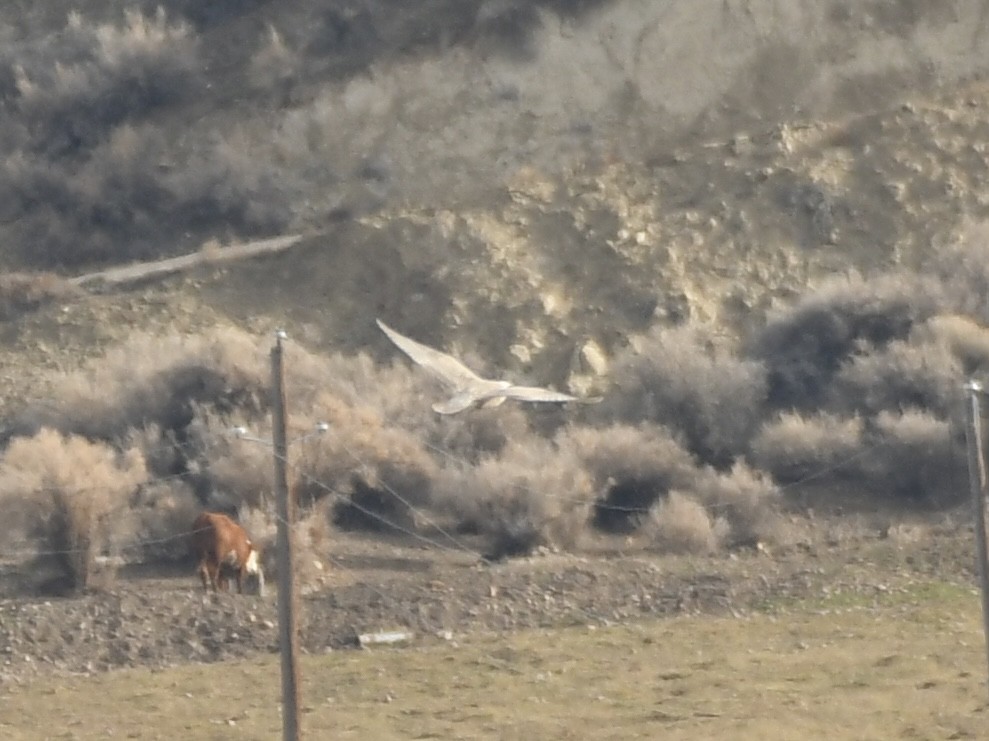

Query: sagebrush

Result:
[0,429,147,591]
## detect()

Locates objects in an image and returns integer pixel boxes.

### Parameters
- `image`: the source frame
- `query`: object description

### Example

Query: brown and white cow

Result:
[189,511,265,596]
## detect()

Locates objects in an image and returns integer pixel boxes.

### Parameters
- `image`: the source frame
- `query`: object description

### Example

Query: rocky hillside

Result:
[1,2,988,378]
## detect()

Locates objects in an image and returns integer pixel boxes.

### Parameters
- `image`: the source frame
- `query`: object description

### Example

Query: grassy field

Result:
[1,579,986,740]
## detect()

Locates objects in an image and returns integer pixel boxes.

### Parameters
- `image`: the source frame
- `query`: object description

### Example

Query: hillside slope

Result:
[3,1,989,584]
[1,1,989,448]
[2,0,988,273]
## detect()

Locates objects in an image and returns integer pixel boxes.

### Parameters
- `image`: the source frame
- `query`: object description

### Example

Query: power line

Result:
[0,378,951,567]
[288,464,484,560]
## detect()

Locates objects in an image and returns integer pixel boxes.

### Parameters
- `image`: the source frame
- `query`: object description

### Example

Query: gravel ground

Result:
[0,517,975,685]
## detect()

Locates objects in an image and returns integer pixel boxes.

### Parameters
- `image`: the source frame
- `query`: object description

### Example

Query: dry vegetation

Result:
[0,0,987,602]
[1,577,983,740]
[4,8,989,739]
[0,429,147,591]
[3,231,987,578]
[0,1,611,270]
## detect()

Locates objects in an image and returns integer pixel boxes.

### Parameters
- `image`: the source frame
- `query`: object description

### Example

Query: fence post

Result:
[272,331,302,740]
[963,380,989,701]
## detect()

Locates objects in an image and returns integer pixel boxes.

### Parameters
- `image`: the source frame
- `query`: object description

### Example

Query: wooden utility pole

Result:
[271,331,301,740]
[963,380,989,701]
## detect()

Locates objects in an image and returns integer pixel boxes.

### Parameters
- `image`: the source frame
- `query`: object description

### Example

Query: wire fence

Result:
[0,415,920,566]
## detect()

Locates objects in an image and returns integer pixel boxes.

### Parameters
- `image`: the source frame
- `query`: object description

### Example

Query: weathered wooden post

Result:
[963,380,989,700]
[272,330,301,740]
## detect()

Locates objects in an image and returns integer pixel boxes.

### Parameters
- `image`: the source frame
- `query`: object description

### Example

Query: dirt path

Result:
[68,234,306,290]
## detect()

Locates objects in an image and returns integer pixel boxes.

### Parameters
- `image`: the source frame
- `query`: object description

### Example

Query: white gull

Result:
[377,319,597,414]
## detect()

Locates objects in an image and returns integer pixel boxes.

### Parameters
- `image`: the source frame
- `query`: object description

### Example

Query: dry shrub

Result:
[690,461,782,547]
[594,323,766,467]
[283,345,440,437]
[295,504,333,592]
[751,272,944,411]
[0,271,80,319]
[433,439,593,559]
[122,423,186,478]
[6,328,273,541]
[749,412,865,484]
[14,9,202,154]
[6,118,295,267]
[561,424,701,533]
[171,0,273,30]
[190,411,276,512]
[829,338,961,418]
[157,124,295,235]
[235,506,277,564]
[248,24,299,93]
[644,492,722,555]
[3,9,205,266]
[128,480,201,562]
[297,393,438,533]
[428,405,534,463]
[472,2,544,58]
[234,505,314,590]
[862,409,960,505]
[21,326,269,443]
[913,314,989,375]
[0,428,147,591]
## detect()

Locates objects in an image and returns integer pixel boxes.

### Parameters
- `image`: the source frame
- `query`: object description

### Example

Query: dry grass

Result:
[0,579,983,740]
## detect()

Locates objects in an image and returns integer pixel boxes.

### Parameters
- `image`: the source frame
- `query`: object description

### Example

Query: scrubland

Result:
[3,4,989,738]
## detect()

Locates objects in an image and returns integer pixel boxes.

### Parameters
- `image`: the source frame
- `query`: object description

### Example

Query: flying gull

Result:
[377,319,596,415]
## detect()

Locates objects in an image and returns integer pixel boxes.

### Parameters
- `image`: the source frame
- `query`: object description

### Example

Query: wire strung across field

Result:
[0,422,912,563]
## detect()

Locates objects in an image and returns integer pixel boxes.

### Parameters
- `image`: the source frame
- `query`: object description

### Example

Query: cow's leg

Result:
[198,560,210,591]
[236,567,245,595]
[217,571,228,592]
[206,560,221,592]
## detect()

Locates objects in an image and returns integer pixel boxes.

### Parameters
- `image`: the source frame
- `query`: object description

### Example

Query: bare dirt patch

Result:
[0,512,977,686]
[0,518,985,740]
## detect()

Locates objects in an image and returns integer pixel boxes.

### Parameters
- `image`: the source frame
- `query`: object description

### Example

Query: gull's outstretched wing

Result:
[500,385,582,403]
[376,319,484,389]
